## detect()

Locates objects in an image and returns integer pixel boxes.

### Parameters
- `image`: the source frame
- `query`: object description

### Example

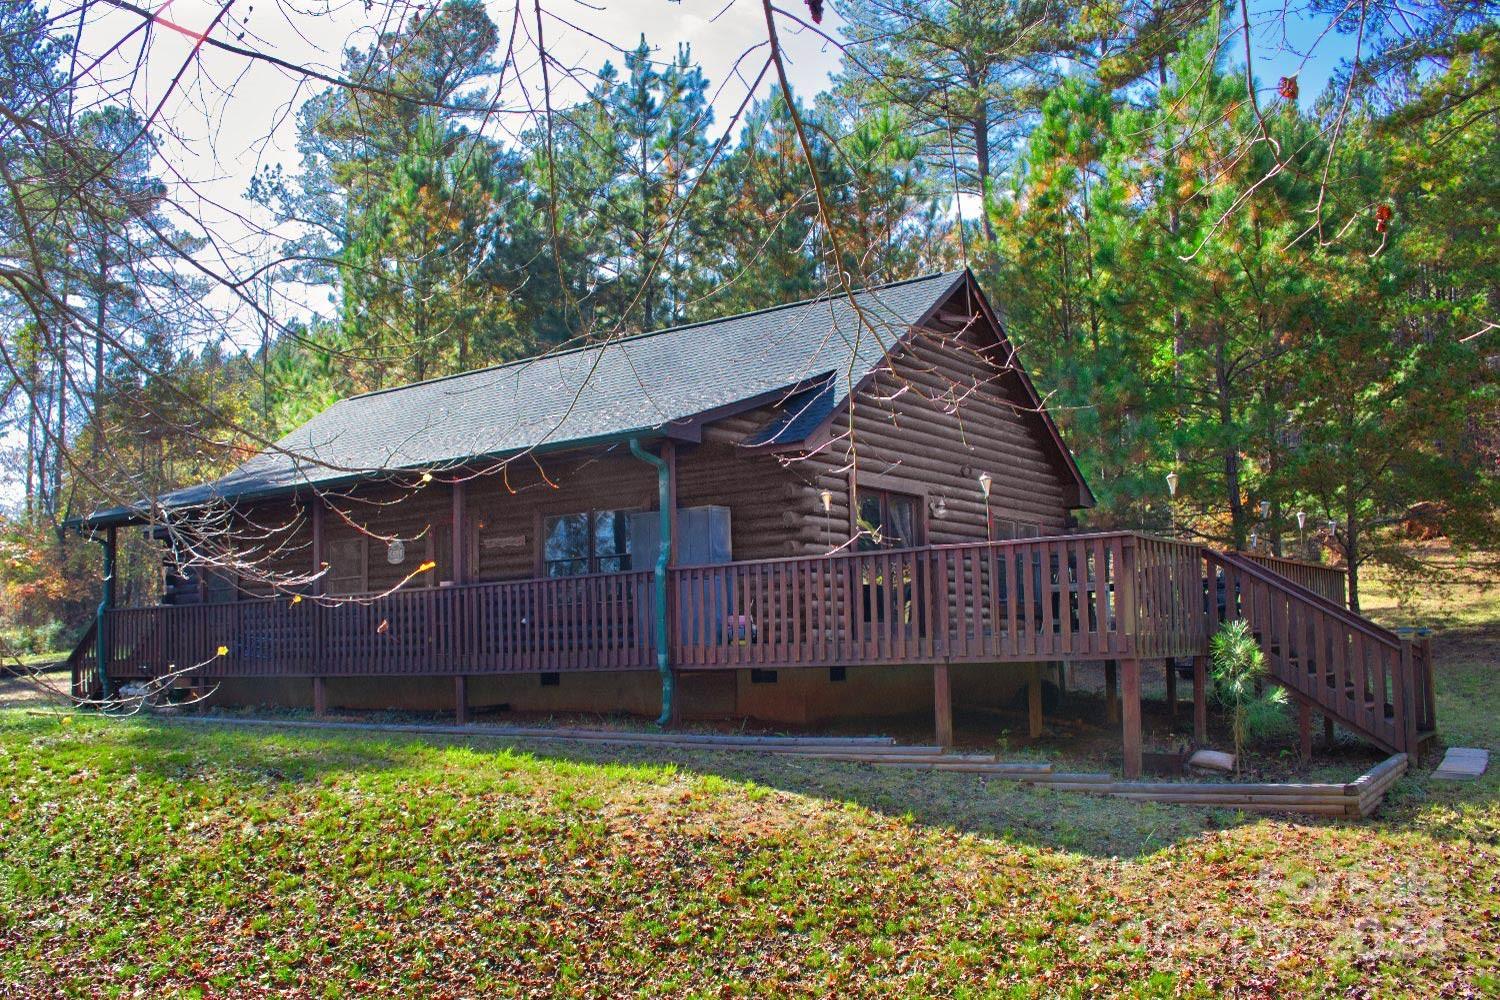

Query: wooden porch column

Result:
[1192,654,1208,745]
[933,663,953,748]
[1027,663,1044,739]
[454,675,468,725]
[1297,699,1312,761]
[1121,658,1142,779]
[1104,660,1119,724]
[451,480,467,584]
[664,442,681,725]
[1165,658,1178,719]
[310,498,325,595]
[310,499,326,696]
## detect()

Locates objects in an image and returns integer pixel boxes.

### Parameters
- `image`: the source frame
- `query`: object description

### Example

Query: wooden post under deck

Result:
[1165,658,1178,719]
[312,676,327,717]
[1027,663,1044,739]
[933,663,953,748]
[1105,660,1119,724]
[1121,658,1142,779]
[1298,699,1312,761]
[1324,714,1336,748]
[310,499,326,710]
[454,675,468,725]
[1192,654,1208,745]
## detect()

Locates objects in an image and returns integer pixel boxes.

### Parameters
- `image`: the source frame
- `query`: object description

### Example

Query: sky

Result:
[64,0,1362,346]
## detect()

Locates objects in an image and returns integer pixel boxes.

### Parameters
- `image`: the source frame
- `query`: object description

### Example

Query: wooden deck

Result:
[75,531,1435,766]
[96,532,1204,681]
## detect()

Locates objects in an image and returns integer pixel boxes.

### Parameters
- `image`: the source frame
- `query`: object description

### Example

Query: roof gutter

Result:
[628,437,674,727]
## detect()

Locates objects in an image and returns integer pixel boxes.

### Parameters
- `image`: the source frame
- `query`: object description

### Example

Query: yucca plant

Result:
[1209,619,1288,773]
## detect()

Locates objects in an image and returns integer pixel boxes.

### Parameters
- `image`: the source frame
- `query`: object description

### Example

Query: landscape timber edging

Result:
[1016,753,1410,818]
[137,714,1407,818]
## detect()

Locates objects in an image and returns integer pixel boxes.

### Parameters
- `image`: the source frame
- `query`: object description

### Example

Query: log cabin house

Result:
[70,270,1436,775]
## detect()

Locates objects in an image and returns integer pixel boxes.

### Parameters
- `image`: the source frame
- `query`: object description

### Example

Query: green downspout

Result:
[94,526,116,701]
[628,438,674,726]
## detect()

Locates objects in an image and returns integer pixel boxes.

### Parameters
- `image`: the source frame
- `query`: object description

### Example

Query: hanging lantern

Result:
[819,489,833,514]
[1165,470,1179,498]
[1296,510,1307,531]
[977,471,993,499]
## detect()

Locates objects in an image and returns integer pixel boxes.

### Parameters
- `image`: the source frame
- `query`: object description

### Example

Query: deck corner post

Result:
[313,676,327,717]
[1399,639,1419,760]
[454,674,468,725]
[1121,657,1142,780]
[933,662,953,748]
[1192,654,1208,745]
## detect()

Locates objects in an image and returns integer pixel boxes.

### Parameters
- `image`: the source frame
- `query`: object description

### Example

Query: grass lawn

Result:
[1,548,1495,996]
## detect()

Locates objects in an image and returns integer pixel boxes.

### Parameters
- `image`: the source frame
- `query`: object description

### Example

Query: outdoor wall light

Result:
[819,488,833,513]
[977,471,992,499]
[931,495,947,518]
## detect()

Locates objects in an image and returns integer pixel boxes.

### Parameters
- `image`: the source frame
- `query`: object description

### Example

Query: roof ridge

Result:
[344,269,965,402]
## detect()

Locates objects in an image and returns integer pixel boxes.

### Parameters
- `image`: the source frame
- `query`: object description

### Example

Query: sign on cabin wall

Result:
[482,534,527,551]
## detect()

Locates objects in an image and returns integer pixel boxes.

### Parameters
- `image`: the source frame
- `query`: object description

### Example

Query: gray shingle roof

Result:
[85,271,966,524]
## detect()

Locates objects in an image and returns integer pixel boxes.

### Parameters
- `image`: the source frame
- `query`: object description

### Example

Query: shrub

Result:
[1209,619,1288,770]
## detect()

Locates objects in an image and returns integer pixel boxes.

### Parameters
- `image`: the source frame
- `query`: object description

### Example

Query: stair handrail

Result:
[1204,549,1405,652]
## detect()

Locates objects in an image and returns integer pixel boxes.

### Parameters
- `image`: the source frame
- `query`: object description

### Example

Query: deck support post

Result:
[454,675,468,725]
[1056,660,1068,698]
[1298,699,1312,761]
[1121,658,1142,780]
[1165,658,1178,719]
[312,676,327,717]
[1027,663,1044,739]
[1104,660,1119,724]
[933,663,953,748]
[1192,655,1208,745]
[1324,714,1336,748]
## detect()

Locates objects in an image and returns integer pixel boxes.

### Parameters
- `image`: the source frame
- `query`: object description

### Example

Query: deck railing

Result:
[103,533,1210,683]
[1238,552,1347,607]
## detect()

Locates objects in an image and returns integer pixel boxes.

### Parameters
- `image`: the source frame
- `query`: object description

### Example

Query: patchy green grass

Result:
[1,544,1495,996]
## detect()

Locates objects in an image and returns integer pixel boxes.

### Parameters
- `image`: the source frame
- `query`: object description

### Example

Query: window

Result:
[856,490,920,551]
[543,509,634,576]
[324,537,367,595]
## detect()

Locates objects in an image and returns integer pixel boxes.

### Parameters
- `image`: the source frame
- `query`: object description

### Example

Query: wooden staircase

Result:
[1205,550,1436,755]
[65,620,102,702]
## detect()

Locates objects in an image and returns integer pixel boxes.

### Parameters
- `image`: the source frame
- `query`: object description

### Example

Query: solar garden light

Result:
[820,489,833,513]
[1297,510,1307,556]
[1165,470,1179,498]
[1259,499,1272,520]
